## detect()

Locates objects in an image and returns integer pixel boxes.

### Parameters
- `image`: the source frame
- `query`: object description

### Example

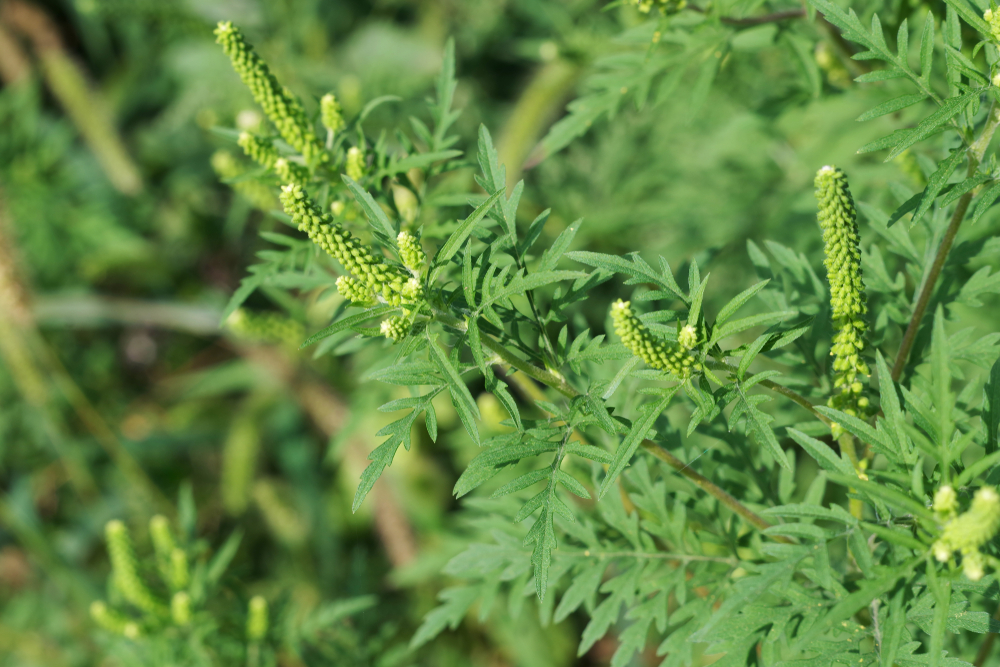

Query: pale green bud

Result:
[247,596,268,641]
[986,8,1000,42]
[211,149,276,210]
[105,520,166,616]
[934,485,959,518]
[171,592,191,626]
[346,146,365,181]
[610,300,700,379]
[237,132,278,170]
[678,324,698,351]
[170,548,189,591]
[226,308,305,348]
[392,185,419,225]
[397,231,425,272]
[815,165,869,431]
[274,157,308,185]
[215,22,325,166]
[934,486,1000,580]
[320,93,344,134]
[336,275,377,307]
[380,316,409,342]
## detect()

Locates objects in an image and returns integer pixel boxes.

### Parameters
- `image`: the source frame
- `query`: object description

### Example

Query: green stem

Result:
[892,101,1000,382]
[705,359,832,427]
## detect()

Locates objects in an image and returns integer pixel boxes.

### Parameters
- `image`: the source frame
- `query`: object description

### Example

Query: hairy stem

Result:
[892,101,1000,381]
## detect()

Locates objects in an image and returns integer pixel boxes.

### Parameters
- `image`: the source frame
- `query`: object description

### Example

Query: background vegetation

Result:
[3,0,1000,665]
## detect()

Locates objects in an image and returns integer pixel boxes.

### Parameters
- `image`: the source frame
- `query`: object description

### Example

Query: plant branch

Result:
[687,5,806,26]
[892,101,1000,382]
[705,359,832,427]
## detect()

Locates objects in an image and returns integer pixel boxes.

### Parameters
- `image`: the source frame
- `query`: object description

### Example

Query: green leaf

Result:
[715,280,770,325]
[787,428,855,476]
[300,305,400,348]
[567,251,687,302]
[972,181,1000,224]
[828,473,936,522]
[599,388,679,498]
[911,149,966,224]
[856,93,928,121]
[538,219,583,272]
[984,356,1000,454]
[886,92,978,161]
[342,175,397,241]
[709,310,796,346]
[207,529,243,583]
[410,585,482,648]
[942,0,991,34]
[434,190,505,268]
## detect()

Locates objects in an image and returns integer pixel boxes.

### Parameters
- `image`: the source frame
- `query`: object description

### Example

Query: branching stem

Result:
[892,101,1000,382]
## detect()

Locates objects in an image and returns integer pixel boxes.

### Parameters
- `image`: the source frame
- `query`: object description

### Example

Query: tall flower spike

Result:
[610,300,700,379]
[280,183,419,306]
[171,592,191,626]
[346,146,365,181]
[815,166,870,432]
[90,601,140,638]
[105,520,167,616]
[238,132,278,170]
[215,22,325,166]
[320,93,344,135]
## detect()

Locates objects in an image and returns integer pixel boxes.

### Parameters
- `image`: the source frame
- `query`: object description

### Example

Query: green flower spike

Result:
[215,22,325,167]
[320,93,344,135]
[381,316,409,342]
[105,520,167,616]
[247,596,268,641]
[397,231,426,273]
[280,183,419,307]
[933,486,1000,581]
[336,275,377,307]
[149,515,180,589]
[237,132,278,170]
[170,548,190,591]
[226,308,305,347]
[611,300,700,379]
[171,592,191,626]
[815,165,870,434]
[274,158,309,186]
[346,146,365,181]
[90,601,140,638]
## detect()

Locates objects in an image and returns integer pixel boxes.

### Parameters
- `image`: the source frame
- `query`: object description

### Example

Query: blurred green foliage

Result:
[4,0,1000,664]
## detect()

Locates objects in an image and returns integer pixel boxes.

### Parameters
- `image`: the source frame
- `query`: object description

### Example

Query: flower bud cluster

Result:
[280,184,420,309]
[215,22,325,167]
[985,8,1000,42]
[397,231,426,273]
[105,520,167,616]
[815,166,870,433]
[90,601,140,638]
[346,146,365,181]
[611,300,701,379]
[211,150,276,210]
[149,514,188,591]
[237,132,278,170]
[380,316,409,342]
[226,308,305,348]
[320,93,345,135]
[274,157,309,186]
[933,486,1000,581]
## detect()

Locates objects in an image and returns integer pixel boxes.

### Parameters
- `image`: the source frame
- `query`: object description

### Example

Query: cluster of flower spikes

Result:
[815,165,870,436]
[933,485,1000,581]
[611,300,701,379]
[215,22,326,168]
[280,183,421,327]
[92,518,191,636]
[226,308,305,348]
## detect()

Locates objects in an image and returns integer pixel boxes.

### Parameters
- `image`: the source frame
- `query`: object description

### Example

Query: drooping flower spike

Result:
[610,300,700,379]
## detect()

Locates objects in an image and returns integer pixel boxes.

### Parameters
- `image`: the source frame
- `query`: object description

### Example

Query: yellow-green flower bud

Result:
[226,308,305,348]
[397,231,425,273]
[274,157,308,185]
[171,592,191,626]
[237,132,278,170]
[346,146,365,181]
[934,485,959,518]
[815,166,869,433]
[320,93,344,135]
[610,300,700,379]
[170,548,189,591]
[149,515,175,562]
[279,184,417,307]
[214,22,325,166]
[331,200,346,217]
[392,185,419,225]
[247,595,268,641]
[90,600,138,637]
[985,8,1000,42]
[105,520,166,616]
[380,316,409,342]
[678,323,699,351]
[933,486,1000,581]
[336,275,377,307]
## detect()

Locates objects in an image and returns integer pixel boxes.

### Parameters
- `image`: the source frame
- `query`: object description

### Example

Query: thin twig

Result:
[687,5,806,26]
[892,101,1000,382]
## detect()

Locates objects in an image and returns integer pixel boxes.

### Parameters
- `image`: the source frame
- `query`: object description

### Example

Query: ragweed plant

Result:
[205,7,1000,665]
